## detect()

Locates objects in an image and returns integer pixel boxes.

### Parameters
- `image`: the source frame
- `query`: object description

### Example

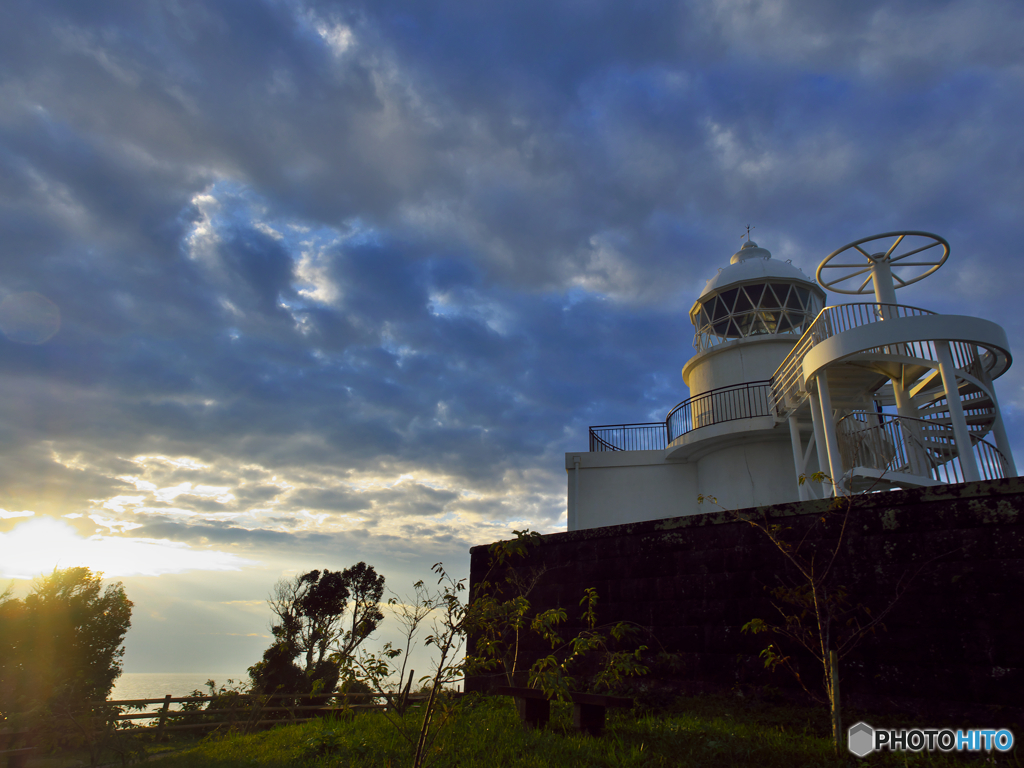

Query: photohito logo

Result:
[848,722,1014,757]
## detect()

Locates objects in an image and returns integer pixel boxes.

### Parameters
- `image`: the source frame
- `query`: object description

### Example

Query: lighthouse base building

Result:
[566,232,1017,530]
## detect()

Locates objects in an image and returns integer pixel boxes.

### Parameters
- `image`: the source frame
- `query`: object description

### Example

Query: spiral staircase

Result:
[830,352,1007,492]
[773,232,1016,495]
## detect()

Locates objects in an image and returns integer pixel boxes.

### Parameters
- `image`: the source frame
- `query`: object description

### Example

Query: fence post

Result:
[156,695,172,739]
[399,669,414,715]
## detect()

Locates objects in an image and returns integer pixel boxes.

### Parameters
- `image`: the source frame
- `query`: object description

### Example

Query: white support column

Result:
[815,372,843,495]
[802,431,821,500]
[892,379,929,478]
[935,341,981,482]
[788,416,809,501]
[974,359,1019,477]
[809,389,833,497]
[871,257,899,320]
[803,434,819,480]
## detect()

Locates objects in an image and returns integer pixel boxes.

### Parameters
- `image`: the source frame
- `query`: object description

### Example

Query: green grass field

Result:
[137,694,1019,768]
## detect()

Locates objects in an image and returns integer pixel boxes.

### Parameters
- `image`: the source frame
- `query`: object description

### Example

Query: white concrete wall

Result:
[568,307,816,532]
[566,451,698,531]
[695,435,804,511]
[567,430,808,531]
[683,336,797,394]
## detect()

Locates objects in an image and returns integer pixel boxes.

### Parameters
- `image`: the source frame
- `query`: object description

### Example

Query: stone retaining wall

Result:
[467,478,1023,723]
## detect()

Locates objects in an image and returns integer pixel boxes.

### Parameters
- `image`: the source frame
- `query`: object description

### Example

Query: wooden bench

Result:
[494,687,632,736]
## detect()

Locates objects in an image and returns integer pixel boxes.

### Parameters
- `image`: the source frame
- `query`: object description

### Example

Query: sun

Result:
[0,516,256,579]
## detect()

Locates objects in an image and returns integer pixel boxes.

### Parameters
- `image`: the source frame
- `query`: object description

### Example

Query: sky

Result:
[1,0,1023,677]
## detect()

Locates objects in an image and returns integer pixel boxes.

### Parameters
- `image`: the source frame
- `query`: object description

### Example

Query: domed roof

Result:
[699,240,821,300]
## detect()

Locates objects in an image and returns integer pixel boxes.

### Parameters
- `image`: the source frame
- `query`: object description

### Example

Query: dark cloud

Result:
[0,1,1022,674]
[137,519,287,545]
[286,486,368,514]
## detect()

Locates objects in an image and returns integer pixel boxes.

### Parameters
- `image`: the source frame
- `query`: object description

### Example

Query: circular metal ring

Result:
[816,231,949,294]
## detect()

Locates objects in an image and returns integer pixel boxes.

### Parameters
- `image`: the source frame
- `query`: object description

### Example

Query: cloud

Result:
[0,0,1022,670]
[0,517,256,579]
[0,509,34,520]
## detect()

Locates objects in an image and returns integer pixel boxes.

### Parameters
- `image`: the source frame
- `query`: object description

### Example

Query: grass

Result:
[15,731,187,768]
[132,693,1021,768]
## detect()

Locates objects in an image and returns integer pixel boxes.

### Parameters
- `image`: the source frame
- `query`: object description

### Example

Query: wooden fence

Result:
[100,690,441,733]
[1,691,451,765]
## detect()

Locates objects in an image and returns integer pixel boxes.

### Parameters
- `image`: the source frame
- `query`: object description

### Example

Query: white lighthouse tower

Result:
[567,230,1017,531]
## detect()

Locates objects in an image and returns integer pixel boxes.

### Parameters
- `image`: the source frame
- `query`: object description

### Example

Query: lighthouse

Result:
[567,231,1017,531]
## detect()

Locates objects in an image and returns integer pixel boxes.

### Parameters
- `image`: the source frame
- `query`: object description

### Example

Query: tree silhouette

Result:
[0,567,132,724]
[251,562,384,695]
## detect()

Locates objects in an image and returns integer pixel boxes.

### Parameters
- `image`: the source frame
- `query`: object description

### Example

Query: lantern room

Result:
[690,240,824,351]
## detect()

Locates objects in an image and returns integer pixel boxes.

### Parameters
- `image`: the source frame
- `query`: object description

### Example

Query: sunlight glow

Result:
[154,482,235,504]
[117,475,158,491]
[103,495,146,513]
[89,514,144,533]
[0,509,34,519]
[132,455,210,470]
[0,517,256,579]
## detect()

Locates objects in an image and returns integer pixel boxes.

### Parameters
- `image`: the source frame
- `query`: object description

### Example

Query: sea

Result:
[110,673,248,711]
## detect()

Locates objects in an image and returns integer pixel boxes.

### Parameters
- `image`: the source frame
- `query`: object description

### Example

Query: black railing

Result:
[666,380,773,442]
[588,381,773,452]
[589,423,669,452]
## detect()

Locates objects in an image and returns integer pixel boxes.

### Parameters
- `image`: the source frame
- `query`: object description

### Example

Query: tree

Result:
[334,561,386,660]
[350,563,467,768]
[0,584,25,714]
[251,562,384,695]
[463,529,547,688]
[389,582,436,702]
[701,476,946,755]
[0,567,132,719]
[464,530,650,699]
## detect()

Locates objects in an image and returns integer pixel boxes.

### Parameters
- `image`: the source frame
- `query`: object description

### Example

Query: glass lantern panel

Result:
[718,288,738,313]
[709,296,728,321]
[784,286,803,309]
[745,283,765,306]
[734,288,754,313]
[734,312,756,336]
[748,315,768,335]
[697,307,711,330]
[762,285,782,308]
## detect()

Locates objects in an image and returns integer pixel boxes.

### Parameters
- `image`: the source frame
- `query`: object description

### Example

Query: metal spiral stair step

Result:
[916,402,994,417]
[914,413,993,430]
[910,376,997,446]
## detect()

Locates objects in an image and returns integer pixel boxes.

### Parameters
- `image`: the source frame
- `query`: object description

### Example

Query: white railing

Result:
[835,413,1008,487]
[771,303,943,418]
